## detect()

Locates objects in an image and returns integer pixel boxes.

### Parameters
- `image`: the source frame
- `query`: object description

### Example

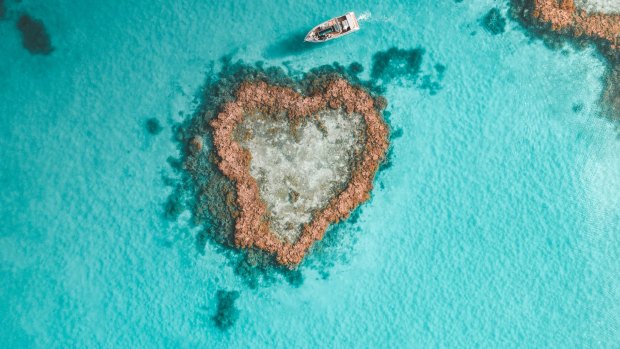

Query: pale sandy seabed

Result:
[234,110,366,243]
[575,0,620,13]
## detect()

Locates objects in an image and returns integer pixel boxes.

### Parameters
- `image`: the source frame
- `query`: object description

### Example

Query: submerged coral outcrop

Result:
[481,8,507,35]
[212,290,240,330]
[16,14,53,55]
[208,79,389,266]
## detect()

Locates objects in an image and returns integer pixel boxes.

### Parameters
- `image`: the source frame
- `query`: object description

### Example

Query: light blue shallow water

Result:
[1,0,619,347]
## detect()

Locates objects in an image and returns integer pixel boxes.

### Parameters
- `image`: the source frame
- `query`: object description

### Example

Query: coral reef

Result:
[174,60,394,281]
[510,0,619,120]
[528,0,618,49]
[16,14,53,55]
[510,0,619,55]
[209,79,389,266]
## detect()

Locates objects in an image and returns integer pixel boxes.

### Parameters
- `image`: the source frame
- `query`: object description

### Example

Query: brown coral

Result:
[529,0,620,50]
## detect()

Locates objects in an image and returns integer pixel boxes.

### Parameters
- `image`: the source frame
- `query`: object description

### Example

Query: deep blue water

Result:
[1,0,619,347]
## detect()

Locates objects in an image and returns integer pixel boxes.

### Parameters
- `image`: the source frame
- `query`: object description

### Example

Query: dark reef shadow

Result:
[480,8,507,35]
[371,47,425,84]
[211,290,240,331]
[16,13,53,55]
[0,0,6,20]
[145,117,163,135]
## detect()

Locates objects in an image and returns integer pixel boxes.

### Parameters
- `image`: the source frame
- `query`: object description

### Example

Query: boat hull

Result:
[304,12,360,43]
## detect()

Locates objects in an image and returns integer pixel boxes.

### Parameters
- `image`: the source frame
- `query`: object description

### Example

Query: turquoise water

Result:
[1,0,619,347]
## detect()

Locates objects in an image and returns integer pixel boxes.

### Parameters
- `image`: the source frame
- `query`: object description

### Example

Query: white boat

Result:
[304,12,360,43]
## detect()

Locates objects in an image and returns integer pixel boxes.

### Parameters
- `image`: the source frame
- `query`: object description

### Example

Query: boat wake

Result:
[357,11,372,21]
[356,11,395,23]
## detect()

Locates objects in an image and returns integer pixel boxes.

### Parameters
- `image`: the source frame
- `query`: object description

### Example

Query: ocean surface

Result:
[1,0,619,347]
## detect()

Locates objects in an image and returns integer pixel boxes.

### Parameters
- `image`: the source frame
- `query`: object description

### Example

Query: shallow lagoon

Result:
[1,0,619,347]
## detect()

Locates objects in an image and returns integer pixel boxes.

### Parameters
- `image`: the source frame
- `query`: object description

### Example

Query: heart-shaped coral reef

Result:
[207,78,388,266]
